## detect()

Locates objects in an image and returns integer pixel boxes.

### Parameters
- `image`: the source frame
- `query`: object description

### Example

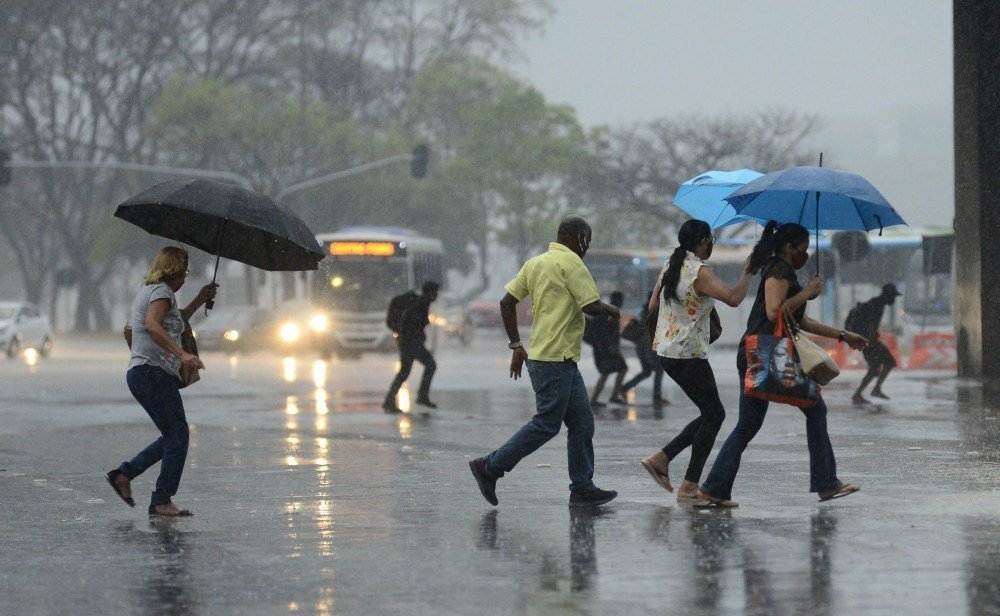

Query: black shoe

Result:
[415,397,438,409]
[148,503,193,517]
[105,469,135,507]
[382,401,404,414]
[469,458,498,506]
[569,488,617,508]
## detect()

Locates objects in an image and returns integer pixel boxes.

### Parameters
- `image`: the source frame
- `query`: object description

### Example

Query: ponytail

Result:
[663,219,712,303]
[747,220,778,275]
[662,246,687,303]
[747,220,810,274]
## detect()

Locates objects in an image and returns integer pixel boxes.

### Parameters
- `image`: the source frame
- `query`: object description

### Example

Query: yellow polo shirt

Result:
[505,242,601,363]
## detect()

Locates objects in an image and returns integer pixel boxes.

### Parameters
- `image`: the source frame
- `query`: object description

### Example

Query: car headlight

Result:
[279,322,301,342]
[224,329,240,342]
[310,314,330,333]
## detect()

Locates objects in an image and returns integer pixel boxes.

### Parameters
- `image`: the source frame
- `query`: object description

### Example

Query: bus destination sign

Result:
[328,241,397,257]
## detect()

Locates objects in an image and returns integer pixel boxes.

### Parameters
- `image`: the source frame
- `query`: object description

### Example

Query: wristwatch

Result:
[838,330,847,342]
[508,341,523,349]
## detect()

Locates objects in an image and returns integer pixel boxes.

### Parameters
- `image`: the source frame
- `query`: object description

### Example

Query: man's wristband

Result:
[508,341,523,349]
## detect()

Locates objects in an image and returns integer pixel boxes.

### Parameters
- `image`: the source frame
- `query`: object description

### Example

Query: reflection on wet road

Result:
[0,335,999,614]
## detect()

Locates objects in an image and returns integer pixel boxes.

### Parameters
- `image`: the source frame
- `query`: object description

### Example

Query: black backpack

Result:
[386,291,419,333]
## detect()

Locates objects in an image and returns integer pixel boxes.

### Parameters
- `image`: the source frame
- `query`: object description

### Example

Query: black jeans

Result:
[386,338,436,402]
[621,347,664,399]
[660,357,726,484]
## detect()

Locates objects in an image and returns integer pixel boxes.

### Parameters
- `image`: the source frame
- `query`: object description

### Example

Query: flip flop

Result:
[640,458,674,492]
[819,483,861,502]
[105,469,135,507]
[695,490,739,508]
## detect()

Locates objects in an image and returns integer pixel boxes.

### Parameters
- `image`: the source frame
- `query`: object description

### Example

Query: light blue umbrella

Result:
[673,169,764,228]
[724,165,907,270]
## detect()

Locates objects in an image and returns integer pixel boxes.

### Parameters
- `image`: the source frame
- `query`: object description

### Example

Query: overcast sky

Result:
[512,0,954,227]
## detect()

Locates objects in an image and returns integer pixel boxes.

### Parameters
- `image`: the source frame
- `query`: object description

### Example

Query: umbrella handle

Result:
[205,222,225,311]
[205,253,221,311]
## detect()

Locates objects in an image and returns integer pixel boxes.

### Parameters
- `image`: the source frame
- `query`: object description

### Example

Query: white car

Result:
[0,302,54,358]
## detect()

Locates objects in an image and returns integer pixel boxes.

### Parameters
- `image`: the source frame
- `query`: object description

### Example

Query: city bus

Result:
[260,227,444,358]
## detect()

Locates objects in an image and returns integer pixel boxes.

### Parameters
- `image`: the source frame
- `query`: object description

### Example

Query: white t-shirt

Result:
[652,254,715,359]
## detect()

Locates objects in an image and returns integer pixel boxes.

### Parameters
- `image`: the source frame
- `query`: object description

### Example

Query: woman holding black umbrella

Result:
[106,246,217,516]
[698,222,867,507]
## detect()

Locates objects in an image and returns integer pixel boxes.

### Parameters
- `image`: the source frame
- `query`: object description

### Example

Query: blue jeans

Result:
[700,391,840,500]
[484,360,597,493]
[120,365,190,506]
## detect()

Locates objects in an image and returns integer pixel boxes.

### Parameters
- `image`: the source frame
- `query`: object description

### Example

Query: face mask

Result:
[791,248,809,270]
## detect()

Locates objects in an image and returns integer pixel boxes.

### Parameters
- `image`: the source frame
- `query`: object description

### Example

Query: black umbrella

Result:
[114,179,324,308]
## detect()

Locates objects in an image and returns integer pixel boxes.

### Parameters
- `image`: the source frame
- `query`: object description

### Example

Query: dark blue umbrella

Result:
[723,165,906,270]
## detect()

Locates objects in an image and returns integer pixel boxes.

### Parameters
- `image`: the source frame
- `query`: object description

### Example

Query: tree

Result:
[0,0,555,328]
[408,63,590,292]
[578,109,824,249]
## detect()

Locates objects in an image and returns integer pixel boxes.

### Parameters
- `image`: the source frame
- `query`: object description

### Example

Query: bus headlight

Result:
[279,322,301,343]
[223,329,240,342]
[310,314,330,333]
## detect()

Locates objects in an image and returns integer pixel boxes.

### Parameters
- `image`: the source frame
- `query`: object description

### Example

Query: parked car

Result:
[0,301,54,358]
[466,290,532,328]
[191,305,269,353]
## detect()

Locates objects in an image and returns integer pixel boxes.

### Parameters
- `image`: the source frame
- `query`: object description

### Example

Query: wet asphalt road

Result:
[1,332,999,615]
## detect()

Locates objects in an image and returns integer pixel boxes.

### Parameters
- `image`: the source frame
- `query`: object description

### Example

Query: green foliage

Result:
[407,61,592,280]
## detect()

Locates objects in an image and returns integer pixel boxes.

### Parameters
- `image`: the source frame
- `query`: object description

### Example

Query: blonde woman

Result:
[106,246,217,516]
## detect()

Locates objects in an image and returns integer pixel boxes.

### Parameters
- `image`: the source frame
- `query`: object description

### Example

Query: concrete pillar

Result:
[953,0,1000,392]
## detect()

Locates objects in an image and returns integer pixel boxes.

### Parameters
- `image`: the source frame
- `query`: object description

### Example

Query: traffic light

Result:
[0,149,10,186]
[410,144,429,179]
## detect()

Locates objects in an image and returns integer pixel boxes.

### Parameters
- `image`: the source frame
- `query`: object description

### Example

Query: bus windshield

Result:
[313,258,408,312]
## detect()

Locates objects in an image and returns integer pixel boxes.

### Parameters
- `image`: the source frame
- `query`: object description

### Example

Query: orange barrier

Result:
[906,333,957,370]
[805,334,902,370]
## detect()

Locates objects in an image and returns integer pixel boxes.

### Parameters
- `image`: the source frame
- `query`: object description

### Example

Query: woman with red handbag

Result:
[698,222,867,507]
[639,219,752,501]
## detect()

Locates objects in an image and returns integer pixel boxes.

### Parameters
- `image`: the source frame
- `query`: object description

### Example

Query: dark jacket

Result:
[399,295,432,343]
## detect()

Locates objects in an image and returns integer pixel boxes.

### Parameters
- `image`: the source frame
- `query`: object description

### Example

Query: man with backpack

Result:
[848,283,902,404]
[383,280,440,413]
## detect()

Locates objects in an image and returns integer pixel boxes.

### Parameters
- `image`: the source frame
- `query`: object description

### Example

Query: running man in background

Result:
[849,283,901,404]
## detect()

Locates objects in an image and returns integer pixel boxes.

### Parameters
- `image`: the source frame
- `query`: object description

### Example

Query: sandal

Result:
[695,489,739,508]
[105,469,135,507]
[640,457,674,492]
[819,483,861,502]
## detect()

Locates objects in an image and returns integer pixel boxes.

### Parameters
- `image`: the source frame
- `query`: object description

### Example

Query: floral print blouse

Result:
[652,254,715,359]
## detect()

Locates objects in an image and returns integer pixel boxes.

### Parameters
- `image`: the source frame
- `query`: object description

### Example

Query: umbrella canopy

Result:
[673,169,764,228]
[114,179,324,272]
[723,166,906,233]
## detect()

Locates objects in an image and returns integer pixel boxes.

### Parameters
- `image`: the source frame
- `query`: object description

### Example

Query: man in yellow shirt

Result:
[469,216,621,507]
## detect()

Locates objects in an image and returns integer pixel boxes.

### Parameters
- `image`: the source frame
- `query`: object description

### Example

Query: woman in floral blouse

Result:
[640,219,751,501]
